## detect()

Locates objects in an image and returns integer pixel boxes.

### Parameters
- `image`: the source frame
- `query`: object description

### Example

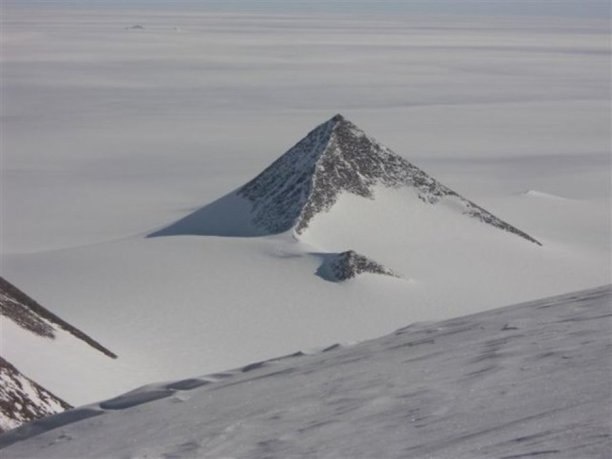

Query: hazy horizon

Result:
[3,0,611,19]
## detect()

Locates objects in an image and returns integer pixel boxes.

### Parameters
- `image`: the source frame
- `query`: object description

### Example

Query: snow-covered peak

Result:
[151,115,540,245]
[522,189,570,200]
[238,115,541,244]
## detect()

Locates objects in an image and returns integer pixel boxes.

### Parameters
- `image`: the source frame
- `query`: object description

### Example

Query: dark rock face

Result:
[239,114,541,245]
[0,358,71,433]
[239,116,336,234]
[0,277,117,359]
[320,250,398,282]
[0,278,54,339]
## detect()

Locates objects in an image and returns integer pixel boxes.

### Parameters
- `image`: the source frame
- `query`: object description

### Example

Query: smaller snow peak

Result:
[318,250,399,282]
[330,113,346,123]
[522,190,569,201]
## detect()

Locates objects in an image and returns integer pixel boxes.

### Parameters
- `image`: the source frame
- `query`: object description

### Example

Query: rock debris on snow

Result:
[318,250,399,281]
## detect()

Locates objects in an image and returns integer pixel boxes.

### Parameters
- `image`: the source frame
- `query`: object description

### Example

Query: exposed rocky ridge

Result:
[0,277,117,359]
[239,114,541,245]
[239,116,335,234]
[319,250,398,282]
[0,358,71,433]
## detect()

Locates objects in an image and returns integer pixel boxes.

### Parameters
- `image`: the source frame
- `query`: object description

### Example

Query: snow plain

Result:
[1,1,610,408]
[2,285,610,458]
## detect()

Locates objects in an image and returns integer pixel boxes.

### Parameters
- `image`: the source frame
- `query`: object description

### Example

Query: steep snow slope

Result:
[0,358,70,433]
[0,278,134,406]
[2,285,610,458]
[0,277,115,359]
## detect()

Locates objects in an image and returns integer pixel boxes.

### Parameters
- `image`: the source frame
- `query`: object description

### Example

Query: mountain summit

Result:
[151,114,540,245]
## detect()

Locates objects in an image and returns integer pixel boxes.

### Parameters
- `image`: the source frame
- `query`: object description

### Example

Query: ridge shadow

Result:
[147,190,270,238]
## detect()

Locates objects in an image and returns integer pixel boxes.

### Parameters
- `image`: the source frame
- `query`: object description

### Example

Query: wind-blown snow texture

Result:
[2,285,610,458]
[239,114,541,244]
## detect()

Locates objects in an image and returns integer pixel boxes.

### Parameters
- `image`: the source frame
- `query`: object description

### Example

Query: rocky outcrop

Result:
[1,278,116,431]
[0,277,116,359]
[0,358,70,433]
[318,250,398,282]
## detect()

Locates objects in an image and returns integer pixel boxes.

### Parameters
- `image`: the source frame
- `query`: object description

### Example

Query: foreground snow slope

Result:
[2,285,610,458]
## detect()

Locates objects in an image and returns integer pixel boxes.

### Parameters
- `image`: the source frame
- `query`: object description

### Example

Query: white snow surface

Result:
[2,285,610,458]
[2,5,610,406]
[2,319,134,407]
[2,171,608,406]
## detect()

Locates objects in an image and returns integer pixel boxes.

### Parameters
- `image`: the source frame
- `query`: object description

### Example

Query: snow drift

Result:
[2,285,609,458]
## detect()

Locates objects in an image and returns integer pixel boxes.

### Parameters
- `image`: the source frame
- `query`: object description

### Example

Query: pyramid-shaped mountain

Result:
[150,114,540,245]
